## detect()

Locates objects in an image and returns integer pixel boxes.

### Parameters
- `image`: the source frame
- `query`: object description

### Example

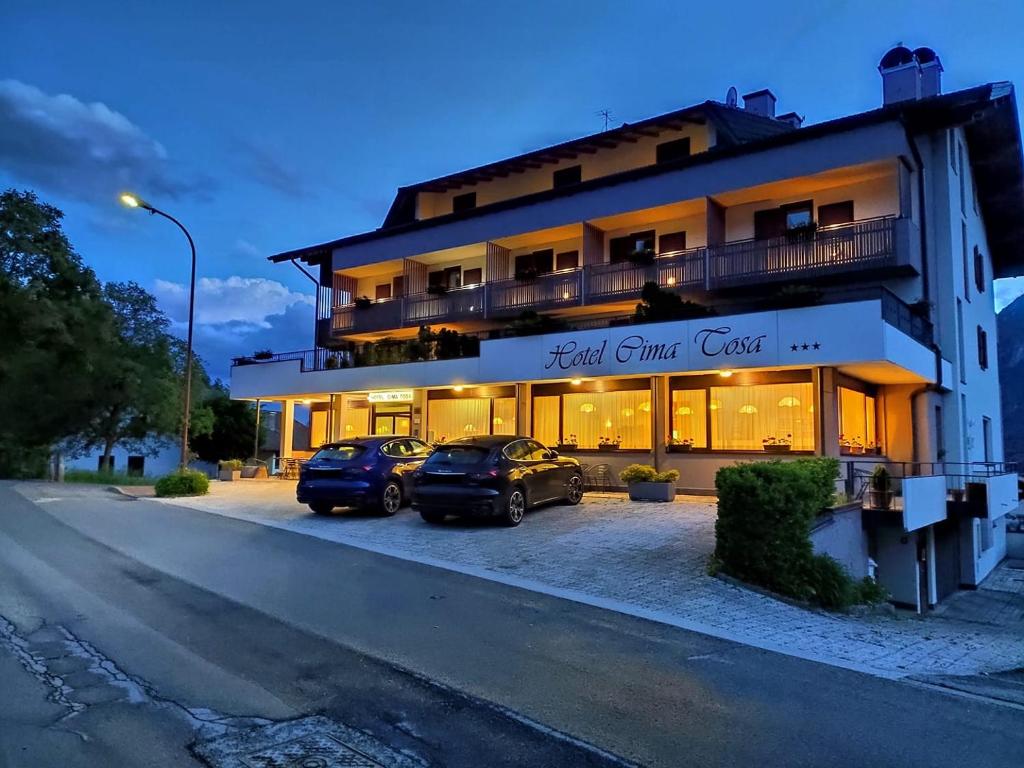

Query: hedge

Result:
[154,469,210,497]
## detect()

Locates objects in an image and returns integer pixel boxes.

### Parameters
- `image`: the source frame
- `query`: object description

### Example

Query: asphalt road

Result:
[1,481,1022,768]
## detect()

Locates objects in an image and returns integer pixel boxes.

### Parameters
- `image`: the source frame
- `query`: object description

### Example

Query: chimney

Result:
[915,47,943,98]
[742,89,776,118]
[777,111,803,128]
[879,45,942,104]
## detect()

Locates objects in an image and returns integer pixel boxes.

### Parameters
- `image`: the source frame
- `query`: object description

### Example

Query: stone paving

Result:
[155,480,1024,680]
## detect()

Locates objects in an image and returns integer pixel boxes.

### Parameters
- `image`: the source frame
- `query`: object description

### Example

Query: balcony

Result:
[326,217,916,338]
[403,284,485,325]
[487,269,584,315]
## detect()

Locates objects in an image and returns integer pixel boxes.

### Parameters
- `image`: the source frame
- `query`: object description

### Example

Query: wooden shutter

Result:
[659,231,687,255]
[819,200,854,227]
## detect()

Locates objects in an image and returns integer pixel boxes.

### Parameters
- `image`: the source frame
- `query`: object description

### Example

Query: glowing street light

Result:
[119,191,197,470]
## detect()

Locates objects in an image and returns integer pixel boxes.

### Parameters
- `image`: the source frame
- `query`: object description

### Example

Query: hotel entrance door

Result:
[372,403,412,436]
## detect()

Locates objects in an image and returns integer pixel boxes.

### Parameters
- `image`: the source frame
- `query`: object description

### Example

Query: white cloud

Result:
[154,276,314,330]
[995,277,1024,312]
[0,79,206,203]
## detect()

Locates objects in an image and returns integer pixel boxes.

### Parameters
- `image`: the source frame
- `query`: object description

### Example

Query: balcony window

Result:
[532,381,652,450]
[658,231,686,256]
[669,374,815,452]
[452,192,476,213]
[838,386,878,454]
[609,231,655,264]
[818,200,854,228]
[553,165,582,189]
[656,137,691,164]
[515,249,554,278]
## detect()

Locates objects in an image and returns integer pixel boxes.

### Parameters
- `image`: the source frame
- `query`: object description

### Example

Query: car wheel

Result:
[420,509,446,524]
[501,487,527,527]
[309,503,333,515]
[563,473,584,505]
[380,481,402,516]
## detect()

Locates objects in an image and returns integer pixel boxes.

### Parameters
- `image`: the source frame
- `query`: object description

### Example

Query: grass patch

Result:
[63,469,157,486]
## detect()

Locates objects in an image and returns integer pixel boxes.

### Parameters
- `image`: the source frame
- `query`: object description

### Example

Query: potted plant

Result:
[598,435,621,451]
[620,464,679,502]
[626,247,656,266]
[354,296,373,309]
[218,459,244,481]
[557,434,579,452]
[866,465,893,510]
[325,354,341,370]
[252,349,273,361]
[762,435,792,453]
[514,266,539,281]
[785,220,818,242]
[667,437,694,453]
[426,283,448,296]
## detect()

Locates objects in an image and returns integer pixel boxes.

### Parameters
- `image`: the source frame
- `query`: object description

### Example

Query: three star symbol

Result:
[790,341,821,351]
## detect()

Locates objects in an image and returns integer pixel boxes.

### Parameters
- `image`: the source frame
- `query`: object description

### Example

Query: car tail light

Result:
[467,468,499,484]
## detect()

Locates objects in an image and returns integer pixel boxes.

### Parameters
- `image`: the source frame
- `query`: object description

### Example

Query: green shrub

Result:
[652,469,680,483]
[154,469,209,497]
[218,459,244,471]
[854,576,888,605]
[793,457,841,511]
[807,554,855,609]
[715,461,819,599]
[619,464,656,484]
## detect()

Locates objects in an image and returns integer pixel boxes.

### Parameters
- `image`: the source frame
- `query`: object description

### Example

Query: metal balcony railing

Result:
[403,284,485,325]
[486,269,584,315]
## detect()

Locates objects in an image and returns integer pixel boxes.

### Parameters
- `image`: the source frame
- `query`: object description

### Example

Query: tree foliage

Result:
[189,383,263,463]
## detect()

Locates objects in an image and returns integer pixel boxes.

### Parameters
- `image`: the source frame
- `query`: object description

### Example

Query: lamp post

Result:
[120,193,197,470]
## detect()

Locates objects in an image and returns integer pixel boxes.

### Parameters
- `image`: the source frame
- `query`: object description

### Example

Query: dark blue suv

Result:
[297,436,433,516]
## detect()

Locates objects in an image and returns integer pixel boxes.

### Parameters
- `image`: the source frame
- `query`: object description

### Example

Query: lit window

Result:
[710,382,815,451]
[838,387,879,454]
[670,389,707,447]
[428,397,515,443]
[533,387,652,450]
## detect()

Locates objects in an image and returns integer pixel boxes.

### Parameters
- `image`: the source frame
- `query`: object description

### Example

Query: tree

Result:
[66,281,184,467]
[0,190,113,475]
[190,383,264,464]
[634,282,715,323]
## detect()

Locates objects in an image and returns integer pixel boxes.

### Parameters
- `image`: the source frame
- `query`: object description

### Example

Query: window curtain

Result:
[492,397,516,435]
[533,396,560,447]
[342,406,369,439]
[709,382,814,451]
[562,390,652,449]
[838,387,877,449]
[309,410,328,448]
[427,398,491,443]
[670,389,708,447]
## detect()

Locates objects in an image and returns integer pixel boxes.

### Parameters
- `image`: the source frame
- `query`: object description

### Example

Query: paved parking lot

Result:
[156,480,1024,679]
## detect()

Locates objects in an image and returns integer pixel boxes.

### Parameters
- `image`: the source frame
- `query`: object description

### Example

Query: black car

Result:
[411,436,584,526]
[296,436,433,515]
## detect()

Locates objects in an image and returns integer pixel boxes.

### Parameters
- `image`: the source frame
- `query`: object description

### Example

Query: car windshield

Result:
[311,445,366,461]
[424,445,490,466]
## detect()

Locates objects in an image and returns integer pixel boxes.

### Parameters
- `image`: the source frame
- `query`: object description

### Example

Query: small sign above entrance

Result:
[368,390,414,403]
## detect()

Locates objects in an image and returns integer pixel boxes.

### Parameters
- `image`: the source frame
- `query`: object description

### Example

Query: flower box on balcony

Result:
[514,268,539,281]
[354,296,373,309]
[426,284,448,296]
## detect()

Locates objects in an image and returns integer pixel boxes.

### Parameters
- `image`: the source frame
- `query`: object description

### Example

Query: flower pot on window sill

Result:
[597,443,621,452]
[762,444,792,454]
[557,443,578,453]
[628,481,676,502]
[666,444,693,453]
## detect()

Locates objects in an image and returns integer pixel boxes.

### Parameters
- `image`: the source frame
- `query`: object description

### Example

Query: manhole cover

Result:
[195,716,425,768]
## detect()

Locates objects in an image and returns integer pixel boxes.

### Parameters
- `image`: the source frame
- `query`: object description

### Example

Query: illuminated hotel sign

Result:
[367,390,414,403]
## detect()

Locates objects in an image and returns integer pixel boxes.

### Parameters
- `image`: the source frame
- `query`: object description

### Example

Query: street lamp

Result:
[120,192,197,470]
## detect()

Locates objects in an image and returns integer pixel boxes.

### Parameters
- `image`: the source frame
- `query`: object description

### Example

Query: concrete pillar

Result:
[280,400,295,459]
[818,367,840,458]
[652,375,668,471]
[412,389,427,439]
[517,383,531,439]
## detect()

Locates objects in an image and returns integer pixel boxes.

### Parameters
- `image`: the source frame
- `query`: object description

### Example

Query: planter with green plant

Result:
[866,465,893,510]
[252,349,273,361]
[667,437,695,453]
[762,435,792,453]
[218,459,244,481]
[620,464,679,502]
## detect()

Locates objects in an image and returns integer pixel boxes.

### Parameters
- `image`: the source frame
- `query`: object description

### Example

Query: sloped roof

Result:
[270,83,1023,278]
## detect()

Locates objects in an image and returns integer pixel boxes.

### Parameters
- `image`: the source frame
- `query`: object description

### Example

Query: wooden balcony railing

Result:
[486,269,584,315]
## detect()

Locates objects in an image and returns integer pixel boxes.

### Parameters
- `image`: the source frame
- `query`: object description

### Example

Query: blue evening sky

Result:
[3,1,1023,379]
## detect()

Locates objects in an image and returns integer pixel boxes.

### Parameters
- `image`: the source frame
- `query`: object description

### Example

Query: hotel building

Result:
[232,48,1023,610]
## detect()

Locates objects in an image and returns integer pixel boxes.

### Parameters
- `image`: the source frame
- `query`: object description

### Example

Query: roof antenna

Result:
[596,109,613,131]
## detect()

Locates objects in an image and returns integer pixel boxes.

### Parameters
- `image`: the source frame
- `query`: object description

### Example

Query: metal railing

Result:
[844,459,1018,502]
[487,269,584,315]
[403,284,485,325]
